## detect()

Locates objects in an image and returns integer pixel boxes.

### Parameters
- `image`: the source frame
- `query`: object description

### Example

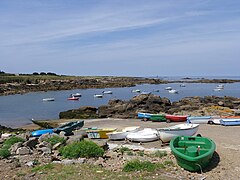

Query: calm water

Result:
[0,82,240,127]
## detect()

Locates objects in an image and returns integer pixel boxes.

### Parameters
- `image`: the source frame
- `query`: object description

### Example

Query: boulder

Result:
[59,106,98,119]
[16,147,32,155]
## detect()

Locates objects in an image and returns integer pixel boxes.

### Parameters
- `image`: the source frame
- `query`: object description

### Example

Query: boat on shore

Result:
[187,116,213,124]
[42,98,55,102]
[126,128,160,142]
[107,126,140,140]
[220,118,240,126]
[86,128,117,139]
[137,112,153,121]
[150,114,166,122]
[170,136,216,172]
[157,123,199,143]
[166,115,187,123]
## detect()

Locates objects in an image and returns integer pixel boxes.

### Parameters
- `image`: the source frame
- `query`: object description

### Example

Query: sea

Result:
[0,76,240,128]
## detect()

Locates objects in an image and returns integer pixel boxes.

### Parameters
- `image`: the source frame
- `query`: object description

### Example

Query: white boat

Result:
[180,84,186,87]
[126,128,160,142]
[207,118,221,125]
[94,94,103,98]
[187,116,212,124]
[141,91,151,95]
[107,126,140,140]
[165,87,172,90]
[102,90,113,94]
[71,93,82,97]
[42,98,55,102]
[157,123,199,143]
[132,89,141,93]
[168,89,178,94]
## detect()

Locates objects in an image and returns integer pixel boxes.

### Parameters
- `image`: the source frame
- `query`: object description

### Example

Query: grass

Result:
[152,150,167,158]
[0,136,25,158]
[32,163,54,173]
[123,160,156,172]
[45,136,66,146]
[59,140,104,158]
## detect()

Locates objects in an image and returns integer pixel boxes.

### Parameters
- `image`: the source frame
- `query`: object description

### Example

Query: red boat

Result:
[165,115,187,123]
[67,97,79,100]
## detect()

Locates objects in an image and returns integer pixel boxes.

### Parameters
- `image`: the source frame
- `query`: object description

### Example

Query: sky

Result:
[0,0,240,77]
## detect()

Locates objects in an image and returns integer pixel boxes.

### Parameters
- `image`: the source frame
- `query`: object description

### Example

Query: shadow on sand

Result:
[203,151,220,173]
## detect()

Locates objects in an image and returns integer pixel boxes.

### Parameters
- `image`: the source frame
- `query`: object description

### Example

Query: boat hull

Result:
[137,112,152,119]
[107,126,140,140]
[187,116,212,124]
[166,115,187,122]
[220,119,240,126]
[150,114,166,122]
[170,136,216,172]
[31,129,54,137]
[86,128,116,139]
[158,124,199,143]
[126,128,159,142]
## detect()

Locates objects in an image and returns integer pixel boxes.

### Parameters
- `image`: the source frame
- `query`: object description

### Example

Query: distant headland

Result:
[0,71,240,96]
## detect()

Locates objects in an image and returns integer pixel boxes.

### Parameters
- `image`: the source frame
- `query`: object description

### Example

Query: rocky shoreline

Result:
[59,94,240,120]
[1,74,240,96]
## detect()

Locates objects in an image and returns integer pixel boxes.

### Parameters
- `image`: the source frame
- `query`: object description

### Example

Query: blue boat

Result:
[137,112,153,120]
[31,129,54,137]
[220,119,240,126]
[31,120,84,137]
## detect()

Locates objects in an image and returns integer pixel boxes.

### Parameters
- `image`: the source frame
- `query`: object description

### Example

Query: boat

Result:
[31,120,84,137]
[94,94,103,98]
[168,89,178,94]
[180,84,186,87]
[102,90,113,94]
[53,120,84,135]
[170,136,216,172]
[107,126,140,140]
[86,128,117,139]
[220,118,240,126]
[187,116,213,124]
[165,87,172,90]
[42,98,55,102]
[150,114,166,122]
[157,123,199,143]
[67,97,79,100]
[141,91,151,95]
[137,112,153,120]
[166,114,187,123]
[132,89,141,93]
[207,118,222,125]
[31,119,59,128]
[71,93,82,97]
[126,128,160,142]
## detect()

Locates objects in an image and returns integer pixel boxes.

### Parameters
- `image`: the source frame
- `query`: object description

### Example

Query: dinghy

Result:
[126,128,160,142]
[187,116,212,124]
[137,112,153,120]
[150,114,166,122]
[220,118,240,126]
[86,128,117,139]
[170,136,216,172]
[157,123,199,143]
[107,126,140,140]
[166,115,187,123]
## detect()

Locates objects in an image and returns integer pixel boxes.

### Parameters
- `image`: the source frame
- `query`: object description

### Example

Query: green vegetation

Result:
[59,140,104,158]
[119,147,131,155]
[123,160,156,172]
[45,135,66,146]
[0,136,24,158]
[32,163,54,173]
[152,150,167,158]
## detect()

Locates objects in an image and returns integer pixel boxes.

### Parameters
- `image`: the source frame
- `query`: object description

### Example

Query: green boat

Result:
[150,114,166,122]
[170,136,216,172]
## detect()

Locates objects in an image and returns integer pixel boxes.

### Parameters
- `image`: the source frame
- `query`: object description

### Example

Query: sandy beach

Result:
[21,118,240,179]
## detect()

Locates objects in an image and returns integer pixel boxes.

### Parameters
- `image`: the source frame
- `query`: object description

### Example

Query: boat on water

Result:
[168,89,178,94]
[165,87,172,90]
[166,114,187,123]
[31,120,84,137]
[132,89,141,93]
[71,93,82,97]
[137,112,153,120]
[85,128,117,139]
[94,94,103,98]
[170,136,216,172]
[180,84,186,87]
[150,114,166,122]
[141,91,151,95]
[126,128,160,142]
[220,118,240,126]
[67,97,79,100]
[102,90,113,94]
[157,123,199,143]
[107,126,140,140]
[42,98,55,102]
[187,116,213,124]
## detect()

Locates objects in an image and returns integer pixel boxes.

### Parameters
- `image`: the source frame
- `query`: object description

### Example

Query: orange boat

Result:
[221,116,240,119]
[166,115,187,123]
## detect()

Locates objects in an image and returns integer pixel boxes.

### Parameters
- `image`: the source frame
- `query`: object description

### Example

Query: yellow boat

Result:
[85,128,117,139]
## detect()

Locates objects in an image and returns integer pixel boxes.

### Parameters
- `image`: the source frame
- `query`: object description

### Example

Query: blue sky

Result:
[0,0,240,77]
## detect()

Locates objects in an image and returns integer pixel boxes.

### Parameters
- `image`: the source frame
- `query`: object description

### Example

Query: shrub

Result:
[119,147,131,154]
[123,160,156,172]
[60,140,104,158]
[45,136,66,146]
[0,136,25,158]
